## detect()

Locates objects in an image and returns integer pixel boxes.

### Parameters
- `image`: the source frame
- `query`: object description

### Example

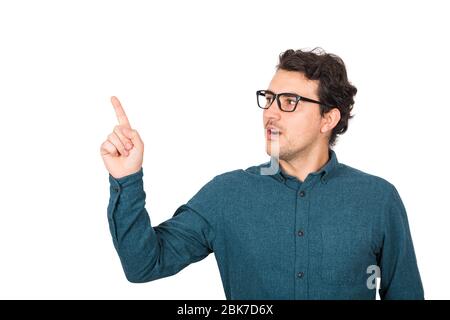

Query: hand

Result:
[100,96,144,179]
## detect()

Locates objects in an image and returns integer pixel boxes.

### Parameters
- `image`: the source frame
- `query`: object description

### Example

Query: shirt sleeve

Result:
[379,185,424,300]
[107,167,218,283]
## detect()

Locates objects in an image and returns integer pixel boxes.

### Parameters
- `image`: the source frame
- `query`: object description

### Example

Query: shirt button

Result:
[297,271,304,278]
[297,230,304,237]
[299,191,306,197]
[113,186,119,192]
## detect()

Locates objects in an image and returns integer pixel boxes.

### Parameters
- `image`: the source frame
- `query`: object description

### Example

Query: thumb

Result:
[122,127,143,147]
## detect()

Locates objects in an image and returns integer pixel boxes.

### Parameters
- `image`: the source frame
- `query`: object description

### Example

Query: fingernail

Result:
[126,143,132,150]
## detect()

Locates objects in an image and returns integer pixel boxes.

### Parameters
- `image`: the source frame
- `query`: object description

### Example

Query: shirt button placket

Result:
[295,188,308,299]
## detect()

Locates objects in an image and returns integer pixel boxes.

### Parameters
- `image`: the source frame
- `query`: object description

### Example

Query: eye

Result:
[287,99,297,105]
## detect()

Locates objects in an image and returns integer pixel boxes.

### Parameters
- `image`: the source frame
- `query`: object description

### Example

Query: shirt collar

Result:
[272,148,338,184]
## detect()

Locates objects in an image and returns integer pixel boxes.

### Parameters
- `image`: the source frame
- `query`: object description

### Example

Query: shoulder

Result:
[213,168,246,181]
[195,162,278,199]
[188,168,246,202]
[209,162,269,185]
[333,162,396,195]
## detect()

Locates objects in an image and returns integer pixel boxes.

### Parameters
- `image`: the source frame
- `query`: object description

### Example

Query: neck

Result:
[279,143,330,182]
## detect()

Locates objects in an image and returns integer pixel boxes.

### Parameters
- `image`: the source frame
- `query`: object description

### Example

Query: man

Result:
[100,48,424,299]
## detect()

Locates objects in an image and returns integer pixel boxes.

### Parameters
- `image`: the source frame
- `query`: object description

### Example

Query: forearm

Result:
[107,168,160,282]
[107,167,215,283]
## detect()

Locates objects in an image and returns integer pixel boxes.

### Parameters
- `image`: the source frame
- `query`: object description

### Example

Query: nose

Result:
[263,100,282,123]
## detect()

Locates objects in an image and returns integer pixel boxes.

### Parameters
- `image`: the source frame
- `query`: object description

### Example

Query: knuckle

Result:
[124,134,132,142]
[114,125,122,133]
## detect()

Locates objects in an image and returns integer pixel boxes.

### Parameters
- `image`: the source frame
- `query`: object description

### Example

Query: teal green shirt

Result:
[107,149,424,300]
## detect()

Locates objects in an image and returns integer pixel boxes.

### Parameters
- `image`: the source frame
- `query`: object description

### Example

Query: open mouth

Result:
[266,128,281,140]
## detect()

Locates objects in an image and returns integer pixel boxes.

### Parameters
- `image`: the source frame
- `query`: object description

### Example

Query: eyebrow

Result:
[266,89,313,97]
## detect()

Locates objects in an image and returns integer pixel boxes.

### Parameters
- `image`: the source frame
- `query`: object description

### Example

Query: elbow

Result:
[123,263,159,283]
[124,271,154,284]
[119,254,159,283]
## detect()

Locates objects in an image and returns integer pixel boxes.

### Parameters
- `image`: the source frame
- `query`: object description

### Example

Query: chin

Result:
[267,144,307,162]
[265,145,285,159]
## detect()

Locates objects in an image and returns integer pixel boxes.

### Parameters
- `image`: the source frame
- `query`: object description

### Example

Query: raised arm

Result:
[100,97,215,283]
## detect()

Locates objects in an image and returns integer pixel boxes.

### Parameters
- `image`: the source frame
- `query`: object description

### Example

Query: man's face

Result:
[263,69,326,161]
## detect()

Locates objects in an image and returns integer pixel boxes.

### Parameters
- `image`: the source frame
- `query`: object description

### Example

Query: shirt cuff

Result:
[109,167,144,192]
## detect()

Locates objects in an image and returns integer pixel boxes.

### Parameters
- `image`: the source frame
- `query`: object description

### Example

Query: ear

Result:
[320,108,341,134]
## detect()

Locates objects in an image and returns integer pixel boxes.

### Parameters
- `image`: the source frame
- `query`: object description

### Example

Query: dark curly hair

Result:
[277,48,357,146]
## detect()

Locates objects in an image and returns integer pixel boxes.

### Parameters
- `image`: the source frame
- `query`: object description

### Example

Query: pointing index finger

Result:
[111,96,131,128]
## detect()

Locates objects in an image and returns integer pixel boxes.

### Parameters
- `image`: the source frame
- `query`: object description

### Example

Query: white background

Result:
[0,0,449,299]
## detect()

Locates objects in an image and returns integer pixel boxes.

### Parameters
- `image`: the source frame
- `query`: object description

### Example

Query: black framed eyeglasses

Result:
[256,90,327,112]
